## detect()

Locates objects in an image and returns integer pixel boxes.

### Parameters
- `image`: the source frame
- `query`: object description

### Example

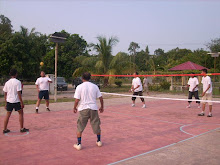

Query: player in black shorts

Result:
[35,71,52,113]
[3,69,29,134]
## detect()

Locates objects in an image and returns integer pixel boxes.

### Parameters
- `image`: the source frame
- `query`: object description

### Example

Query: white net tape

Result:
[101,92,220,104]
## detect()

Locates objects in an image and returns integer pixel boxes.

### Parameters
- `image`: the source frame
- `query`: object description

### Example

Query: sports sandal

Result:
[198,113,205,116]
[20,128,29,133]
[207,114,212,117]
[3,129,10,134]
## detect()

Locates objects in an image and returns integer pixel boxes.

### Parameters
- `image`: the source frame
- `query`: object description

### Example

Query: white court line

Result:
[179,123,220,137]
[108,127,220,165]
[102,92,220,104]
[179,124,195,136]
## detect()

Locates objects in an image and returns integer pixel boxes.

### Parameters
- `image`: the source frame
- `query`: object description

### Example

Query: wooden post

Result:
[170,76,173,91]
[214,57,216,82]
[54,43,58,102]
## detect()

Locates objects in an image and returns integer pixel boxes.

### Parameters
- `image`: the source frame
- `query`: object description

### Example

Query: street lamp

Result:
[49,32,67,102]
[207,52,220,82]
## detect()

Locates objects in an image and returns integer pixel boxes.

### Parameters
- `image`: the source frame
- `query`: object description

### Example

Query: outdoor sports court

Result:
[0,96,220,165]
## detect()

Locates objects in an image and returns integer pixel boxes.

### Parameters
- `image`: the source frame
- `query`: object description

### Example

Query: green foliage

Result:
[42,31,88,82]
[149,84,161,91]
[159,81,171,90]
[0,14,219,84]
[90,36,119,74]
[0,23,47,80]
[115,80,122,87]
[207,38,220,52]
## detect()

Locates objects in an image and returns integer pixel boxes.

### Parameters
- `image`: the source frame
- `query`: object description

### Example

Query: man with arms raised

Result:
[3,69,29,133]
[73,72,104,150]
[35,71,52,113]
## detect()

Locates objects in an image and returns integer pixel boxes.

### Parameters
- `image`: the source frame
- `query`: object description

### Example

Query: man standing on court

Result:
[35,71,52,113]
[73,72,104,150]
[3,69,29,133]
[143,76,150,95]
[186,73,200,108]
[198,69,213,117]
[130,72,146,108]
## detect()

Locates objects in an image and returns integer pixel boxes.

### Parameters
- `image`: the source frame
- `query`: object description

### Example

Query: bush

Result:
[159,81,171,90]
[115,80,122,87]
[149,84,161,91]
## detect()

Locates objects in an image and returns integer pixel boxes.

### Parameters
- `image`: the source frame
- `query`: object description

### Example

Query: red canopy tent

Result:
[169,61,208,71]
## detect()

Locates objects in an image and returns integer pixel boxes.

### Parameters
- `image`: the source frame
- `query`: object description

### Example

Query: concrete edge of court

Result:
[112,129,220,165]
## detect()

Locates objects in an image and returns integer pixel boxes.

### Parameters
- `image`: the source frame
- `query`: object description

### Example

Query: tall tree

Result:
[128,42,140,70]
[0,15,13,37]
[90,36,119,86]
[91,36,119,74]
[207,38,220,52]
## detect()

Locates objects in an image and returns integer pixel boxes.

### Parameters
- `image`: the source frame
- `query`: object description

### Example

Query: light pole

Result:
[207,52,220,82]
[49,32,66,102]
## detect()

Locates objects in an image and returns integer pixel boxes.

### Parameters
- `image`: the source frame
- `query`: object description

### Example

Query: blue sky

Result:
[0,0,220,55]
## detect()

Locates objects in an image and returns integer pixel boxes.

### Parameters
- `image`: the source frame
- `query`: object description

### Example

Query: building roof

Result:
[169,61,208,71]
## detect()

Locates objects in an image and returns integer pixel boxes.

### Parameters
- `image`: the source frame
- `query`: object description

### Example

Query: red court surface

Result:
[0,100,220,165]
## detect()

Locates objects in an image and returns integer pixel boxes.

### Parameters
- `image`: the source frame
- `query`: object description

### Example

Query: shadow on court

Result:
[0,100,219,165]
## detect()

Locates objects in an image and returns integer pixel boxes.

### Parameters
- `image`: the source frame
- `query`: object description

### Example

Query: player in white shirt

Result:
[35,71,52,113]
[186,74,200,108]
[3,69,29,134]
[130,72,146,108]
[198,69,213,117]
[73,72,104,150]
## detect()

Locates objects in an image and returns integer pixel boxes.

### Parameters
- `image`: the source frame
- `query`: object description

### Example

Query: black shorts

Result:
[6,102,21,112]
[132,91,145,102]
[39,90,49,100]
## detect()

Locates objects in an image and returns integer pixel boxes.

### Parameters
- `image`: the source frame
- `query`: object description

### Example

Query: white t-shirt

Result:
[132,77,143,92]
[187,77,199,92]
[35,77,52,91]
[201,76,212,93]
[74,82,102,111]
[3,78,22,103]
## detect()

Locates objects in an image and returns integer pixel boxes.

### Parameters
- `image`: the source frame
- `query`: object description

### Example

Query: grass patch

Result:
[101,85,130,93]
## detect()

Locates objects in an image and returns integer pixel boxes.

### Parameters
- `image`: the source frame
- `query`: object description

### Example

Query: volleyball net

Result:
[91,73,220,104]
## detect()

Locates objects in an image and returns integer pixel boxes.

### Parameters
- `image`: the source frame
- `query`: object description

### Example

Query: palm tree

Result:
[91,36,119,74]
[20,26,39,37]
[91,36,119,86]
